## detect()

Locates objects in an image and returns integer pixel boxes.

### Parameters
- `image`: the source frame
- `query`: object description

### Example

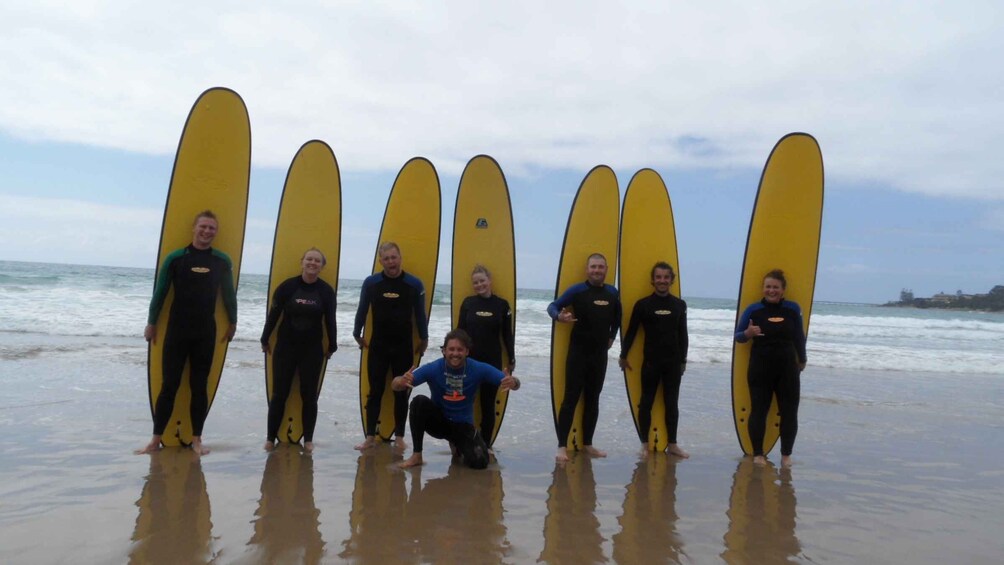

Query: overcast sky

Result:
[1,1,1002,303]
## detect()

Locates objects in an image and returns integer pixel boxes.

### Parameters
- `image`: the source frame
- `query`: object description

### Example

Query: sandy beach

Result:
[1,332,1002,564]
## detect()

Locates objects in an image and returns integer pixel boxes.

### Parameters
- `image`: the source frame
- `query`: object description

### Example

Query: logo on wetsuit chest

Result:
[475,218,489,229]
[593,300,610,306]
[443,372,466,402]
[655,309,672,315]
[191,267,210,273]
[767,317,785,322]
[475,311,493,317]
[295,299,318,305]
[382,292,400,299]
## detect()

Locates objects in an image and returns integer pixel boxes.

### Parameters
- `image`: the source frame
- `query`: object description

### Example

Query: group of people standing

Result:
[137,210,807,469]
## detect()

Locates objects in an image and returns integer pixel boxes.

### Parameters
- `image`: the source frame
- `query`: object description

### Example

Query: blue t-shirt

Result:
[411,358,505,424]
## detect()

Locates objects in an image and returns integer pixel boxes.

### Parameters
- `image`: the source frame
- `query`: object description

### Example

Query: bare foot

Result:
[780,455,792,468]
[583,445,607,458]
[753,455,767,466]
[134,436,162,455]
[667,443,690,459]
[639,443,651,459]
[191,437,210,456]
[263,440,275,452]
[399,453,424,468]
[354,436,377,450]
[555,447,569,463]
[394,436,408,450]
[304,442,314,453]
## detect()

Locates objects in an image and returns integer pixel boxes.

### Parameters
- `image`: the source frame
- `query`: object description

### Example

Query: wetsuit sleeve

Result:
[608,287,622,342]
[323,281,338,354]
[457,297,471,333]
[217,252,238,323]
[260,278,293,344]
[791,301,807,363]
[147,249,182,324]
[620,300,643,359]
[353,278,372,338]
[411,277,429,340]
[679,300,689,362]
[547,285,579,319]
[501,298,515,363]
[735,304,756,343]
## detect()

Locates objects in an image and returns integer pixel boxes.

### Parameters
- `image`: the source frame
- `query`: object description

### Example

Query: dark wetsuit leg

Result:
[297,348,324,443]
[187,333,215,436]
[365,346,413,437]
[580,351,607,446]
[747,354,778,457]
[556,353,586,448]
[153,330,186,436]
[637,361,661,444]
[661,363,683,444]
[409,395,488,469]
[267,349,297,442]
[775,357,800,456]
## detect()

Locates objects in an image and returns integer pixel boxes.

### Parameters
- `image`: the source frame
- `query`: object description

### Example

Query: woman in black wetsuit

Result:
[260,248,337,453]
[456,265,515,445]
[734,269,806,467]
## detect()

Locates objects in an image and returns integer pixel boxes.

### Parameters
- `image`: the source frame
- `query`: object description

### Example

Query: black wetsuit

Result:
[353,271,428,438]
[735,299,806,456]
[548,282,621,448]
[620,292,689,444]
[147,245,237,437]
[457,294,515,442]
[260,275,338,443]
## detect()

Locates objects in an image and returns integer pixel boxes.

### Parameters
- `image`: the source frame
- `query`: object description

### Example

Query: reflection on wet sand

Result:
[129,450,213,564]
[539,457,606,564]
[612,455,686,563]
[721,459,802,564]
[246,446,324,563]
[405,463,509,563]
[339,450,415,563]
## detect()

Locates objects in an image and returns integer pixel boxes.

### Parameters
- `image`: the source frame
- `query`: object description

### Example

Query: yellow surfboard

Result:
[358,157,440,440]
[450,155,516,447]
[550,165,619,451]
[618,169,681,451]
[147,87,250,447]
[731,133,823,455]
[264,140,341,444]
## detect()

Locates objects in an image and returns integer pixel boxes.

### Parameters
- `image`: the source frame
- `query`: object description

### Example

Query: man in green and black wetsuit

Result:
[137,210,237,456]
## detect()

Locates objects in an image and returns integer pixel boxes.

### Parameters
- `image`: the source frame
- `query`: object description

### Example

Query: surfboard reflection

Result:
[404,463,509,563]
[338,450,415,563]
[539,457,607,563]
[246,446,324,563]
[612,455,686,563]
[129,450,213,564]
[721,459,802,563]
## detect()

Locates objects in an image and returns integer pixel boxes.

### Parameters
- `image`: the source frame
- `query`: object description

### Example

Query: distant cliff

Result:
[885,286,1004,312]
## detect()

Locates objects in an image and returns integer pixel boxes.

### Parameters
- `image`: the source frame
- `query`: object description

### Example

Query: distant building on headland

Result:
[886,286,1003,312]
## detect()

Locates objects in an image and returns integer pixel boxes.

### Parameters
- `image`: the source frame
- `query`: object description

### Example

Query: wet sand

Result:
[1,333,1002,563]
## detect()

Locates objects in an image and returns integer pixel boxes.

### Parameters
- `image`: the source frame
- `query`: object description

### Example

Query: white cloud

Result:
[1,1,1003,199]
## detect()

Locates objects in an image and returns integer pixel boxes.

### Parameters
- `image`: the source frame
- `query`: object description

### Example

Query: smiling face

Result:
[191,216,218,249]
[472,272,492,297]
[443,338,469,369]
[301,249,325,279]
[652,267,674,296]
[379,247,402,278]
[762,277,785,303]
[585,257,608,286]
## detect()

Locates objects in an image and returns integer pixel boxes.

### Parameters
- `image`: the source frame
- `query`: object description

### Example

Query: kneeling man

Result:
[393,329,521,469]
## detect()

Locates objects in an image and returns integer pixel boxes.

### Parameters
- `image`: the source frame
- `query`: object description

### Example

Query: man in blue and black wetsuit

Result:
[548,253,621,463]
[394,329,521,469]
[137,210,237,456]
[353,242,429,450]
